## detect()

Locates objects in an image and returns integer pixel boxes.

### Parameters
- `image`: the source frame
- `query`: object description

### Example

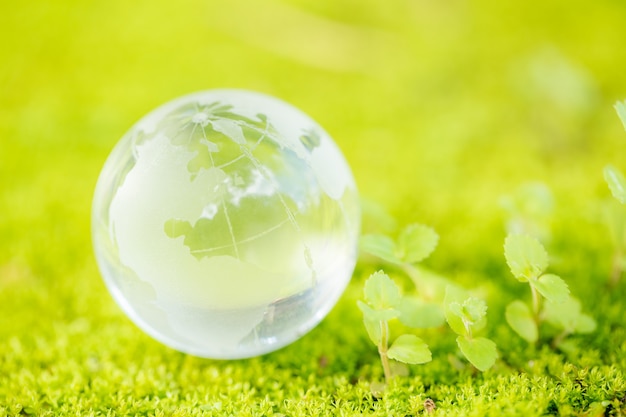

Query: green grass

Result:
[2,0,626,415]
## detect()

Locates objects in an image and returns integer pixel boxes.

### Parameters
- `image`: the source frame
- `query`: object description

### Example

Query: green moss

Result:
[2,0,626,414]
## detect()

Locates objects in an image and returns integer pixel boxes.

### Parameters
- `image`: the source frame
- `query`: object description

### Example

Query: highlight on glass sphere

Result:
[92,89,360,359]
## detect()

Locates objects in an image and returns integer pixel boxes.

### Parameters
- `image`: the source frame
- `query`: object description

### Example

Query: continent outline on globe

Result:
[92,89,360,359]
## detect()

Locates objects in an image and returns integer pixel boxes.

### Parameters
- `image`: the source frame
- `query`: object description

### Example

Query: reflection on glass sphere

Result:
[92,90,360,359]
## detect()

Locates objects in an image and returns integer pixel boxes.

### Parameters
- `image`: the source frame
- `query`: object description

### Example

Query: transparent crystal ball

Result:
[92,90,360,359]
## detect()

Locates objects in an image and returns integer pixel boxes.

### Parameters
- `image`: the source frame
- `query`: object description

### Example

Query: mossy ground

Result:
[2,0,626,415]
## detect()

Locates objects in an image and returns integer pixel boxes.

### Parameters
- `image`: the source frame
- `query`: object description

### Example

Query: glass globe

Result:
[92,90,360,359]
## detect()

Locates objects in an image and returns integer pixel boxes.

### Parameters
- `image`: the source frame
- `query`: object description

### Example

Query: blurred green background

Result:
[2,0,626,412]
[2,0,626,286]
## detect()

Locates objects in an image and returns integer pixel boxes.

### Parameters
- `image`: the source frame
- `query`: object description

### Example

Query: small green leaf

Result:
[466,298,488,322]
[532,273,569,304]
[362,316,382,345]
[357,300,399,322]
[616,100,626,131]
[397,297,445,329]
[504,234,549,281]
[604,165,626,205]
[575,314,597,334]
[444,285,471,336]
[505,300,538,343]
[360,235,401,264]
[389,361,410,378]
[543,297,577,330]
[454,297,487,324]
[456,336,498,372]
[361,224,439,266]
[387,334,432,364]
[396,224,439,264]
[450,298,488,335]
[448,302,464,319]
[363,271,402,310]
[543,296,596,334]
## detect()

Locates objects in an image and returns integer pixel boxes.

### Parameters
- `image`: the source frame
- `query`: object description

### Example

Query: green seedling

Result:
[360,222,449,303]
[444,286,497,371]
[360,222,497,374]
[358,271,432,384]
[504,234,569,343]
[360,222,447,326]
[503,234,595,346]
[603,100,626,285]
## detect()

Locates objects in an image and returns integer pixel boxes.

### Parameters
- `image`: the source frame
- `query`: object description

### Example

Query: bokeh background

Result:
[2,0,626,411]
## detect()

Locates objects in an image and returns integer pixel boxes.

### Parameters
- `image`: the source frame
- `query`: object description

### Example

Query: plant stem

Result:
[378,320,392,383]
[463,318,473,340]
[531,285,541,326]
[402,263,421,291]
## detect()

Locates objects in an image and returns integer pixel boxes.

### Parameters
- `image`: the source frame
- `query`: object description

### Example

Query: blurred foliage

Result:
[2,0,626,269]
[2,0,626,414]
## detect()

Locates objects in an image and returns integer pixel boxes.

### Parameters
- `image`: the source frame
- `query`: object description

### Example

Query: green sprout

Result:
[444,286,498,372]
[360,222,446,327]
[359,221,497,375]
[360,223,450,303]
[358,271,432,383]
[603,99,626,285]
[503,234,595,346]
[504,234,568,343]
